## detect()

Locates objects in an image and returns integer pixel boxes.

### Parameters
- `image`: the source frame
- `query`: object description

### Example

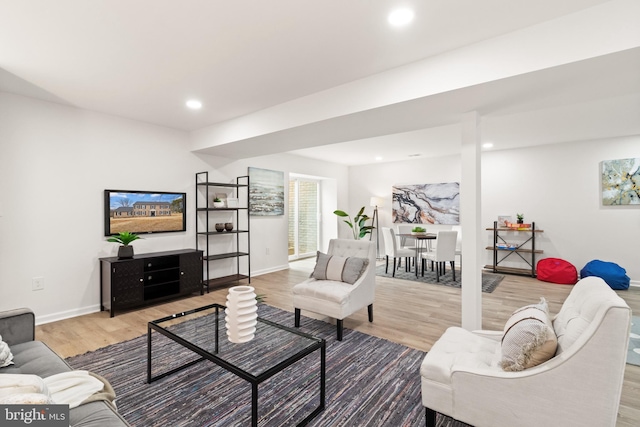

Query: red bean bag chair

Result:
[537,258,578,284]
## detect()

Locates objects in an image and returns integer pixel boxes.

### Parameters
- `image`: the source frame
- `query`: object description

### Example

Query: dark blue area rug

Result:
[376,264,503,293]
[68,305,468,426]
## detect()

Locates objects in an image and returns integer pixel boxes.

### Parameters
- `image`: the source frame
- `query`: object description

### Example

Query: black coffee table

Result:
[147,303,325,426]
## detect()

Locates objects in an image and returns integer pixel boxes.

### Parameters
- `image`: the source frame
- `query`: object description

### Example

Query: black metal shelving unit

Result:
[484,221,543,277]
[195,171,250,292]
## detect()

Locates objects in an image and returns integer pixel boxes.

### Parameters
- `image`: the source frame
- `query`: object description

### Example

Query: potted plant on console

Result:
[107,231,141,259]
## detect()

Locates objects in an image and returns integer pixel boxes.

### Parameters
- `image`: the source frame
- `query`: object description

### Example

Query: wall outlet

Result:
[32,277,44,291]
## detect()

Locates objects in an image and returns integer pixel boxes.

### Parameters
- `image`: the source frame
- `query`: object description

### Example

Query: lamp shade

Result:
[370,197,384,207]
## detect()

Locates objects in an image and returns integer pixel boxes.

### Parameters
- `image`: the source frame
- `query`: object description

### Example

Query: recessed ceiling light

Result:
[388,8,415,27]
[482,142,494,149]
[375,156,383,161]
[186,99,202,110]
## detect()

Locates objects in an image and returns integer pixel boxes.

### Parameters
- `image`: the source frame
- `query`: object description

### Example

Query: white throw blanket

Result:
[44,371,105,408]
[0,371,104,409]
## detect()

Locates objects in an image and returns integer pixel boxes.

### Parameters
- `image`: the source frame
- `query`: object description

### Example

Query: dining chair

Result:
[396,224,418,269]
[396,224,417,248]
[382,227,414,276]
[451,225,462,269]
[421,230,458,281]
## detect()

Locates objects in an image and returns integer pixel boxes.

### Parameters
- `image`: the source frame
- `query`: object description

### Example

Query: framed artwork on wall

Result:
[248,167,285,215]
[392,182,460,224]
[602,158,640,205]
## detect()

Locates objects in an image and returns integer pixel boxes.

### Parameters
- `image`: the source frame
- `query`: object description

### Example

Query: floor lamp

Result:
[369,197,383,259]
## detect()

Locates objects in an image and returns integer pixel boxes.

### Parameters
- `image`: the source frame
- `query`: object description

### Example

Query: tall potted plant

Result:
[107,232,141,259]
[333,207,374,239]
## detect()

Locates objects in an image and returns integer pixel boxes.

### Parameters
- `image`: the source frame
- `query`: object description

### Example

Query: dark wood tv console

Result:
[100,249,203,317]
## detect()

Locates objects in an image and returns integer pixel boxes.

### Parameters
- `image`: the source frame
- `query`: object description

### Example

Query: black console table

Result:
[100,249,203,317]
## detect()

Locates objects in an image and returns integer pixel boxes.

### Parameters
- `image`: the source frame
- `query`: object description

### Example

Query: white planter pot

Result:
[225,285,258,343]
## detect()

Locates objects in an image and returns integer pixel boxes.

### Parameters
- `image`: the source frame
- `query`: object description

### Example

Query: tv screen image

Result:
[104,190,186,236]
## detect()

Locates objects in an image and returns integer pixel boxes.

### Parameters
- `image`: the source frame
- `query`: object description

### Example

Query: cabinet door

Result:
[180,252,203,294]
[111,260,144,306]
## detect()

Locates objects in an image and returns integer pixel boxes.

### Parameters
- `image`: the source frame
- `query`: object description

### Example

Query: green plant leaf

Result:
[107,231,141,246]
[333,210,349,217]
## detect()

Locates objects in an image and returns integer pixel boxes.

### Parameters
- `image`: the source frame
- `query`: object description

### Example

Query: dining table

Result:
[397,232,437,276]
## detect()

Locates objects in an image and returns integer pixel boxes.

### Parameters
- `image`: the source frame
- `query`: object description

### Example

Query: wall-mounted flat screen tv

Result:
[104,189,186,236]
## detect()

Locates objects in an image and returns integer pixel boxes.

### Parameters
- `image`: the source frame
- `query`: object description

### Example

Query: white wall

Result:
[482,136,640,282]
[350,137,640,284]
[194,153,348,275]
[0,92,348,323]
[3,91,636,325]
[0,92,349,323]
[0,93,208,322]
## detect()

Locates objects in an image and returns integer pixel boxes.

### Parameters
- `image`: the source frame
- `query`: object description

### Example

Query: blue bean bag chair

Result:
[580,260,630,290]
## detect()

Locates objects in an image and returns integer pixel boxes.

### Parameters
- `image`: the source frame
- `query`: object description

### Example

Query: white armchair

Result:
[420,276,631,427]
[293,239,376,341]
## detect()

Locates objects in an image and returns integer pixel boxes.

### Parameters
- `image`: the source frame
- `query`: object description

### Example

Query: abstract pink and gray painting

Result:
[392,182,460,224]
[602,158,640,205]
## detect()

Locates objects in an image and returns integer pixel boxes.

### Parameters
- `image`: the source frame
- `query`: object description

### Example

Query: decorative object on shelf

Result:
[215,223,225,232]
[496,243,518,250]
[248,167,285,216]
[226,197,239,208]
[506,221,531,230]
[106,231,141,259]
[225,222,234,231]
[225,285,258,343]
[497,215,512,227]
[333,207,374,239]
[213,197,225,208]
[516,213,524,224]
[411,226,427,236]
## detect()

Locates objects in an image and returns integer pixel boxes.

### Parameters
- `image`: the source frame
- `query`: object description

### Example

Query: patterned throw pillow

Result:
[0,335,14,368]
[500,297,558,371]
[311,251,369,284]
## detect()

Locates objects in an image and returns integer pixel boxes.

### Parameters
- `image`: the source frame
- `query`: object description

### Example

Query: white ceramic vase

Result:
[225,285,258,343]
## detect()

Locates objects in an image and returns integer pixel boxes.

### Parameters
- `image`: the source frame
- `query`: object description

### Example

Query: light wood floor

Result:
[36,260,640,426]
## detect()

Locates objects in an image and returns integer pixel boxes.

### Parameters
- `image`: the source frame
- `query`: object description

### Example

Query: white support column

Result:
[460,111,482,330]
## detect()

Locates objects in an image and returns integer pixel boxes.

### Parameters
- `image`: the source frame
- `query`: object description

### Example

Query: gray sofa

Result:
[0,308,131,427]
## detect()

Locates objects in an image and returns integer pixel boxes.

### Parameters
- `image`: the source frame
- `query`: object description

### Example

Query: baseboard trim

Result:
[251,264,289,277]
[35,304,101,326]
